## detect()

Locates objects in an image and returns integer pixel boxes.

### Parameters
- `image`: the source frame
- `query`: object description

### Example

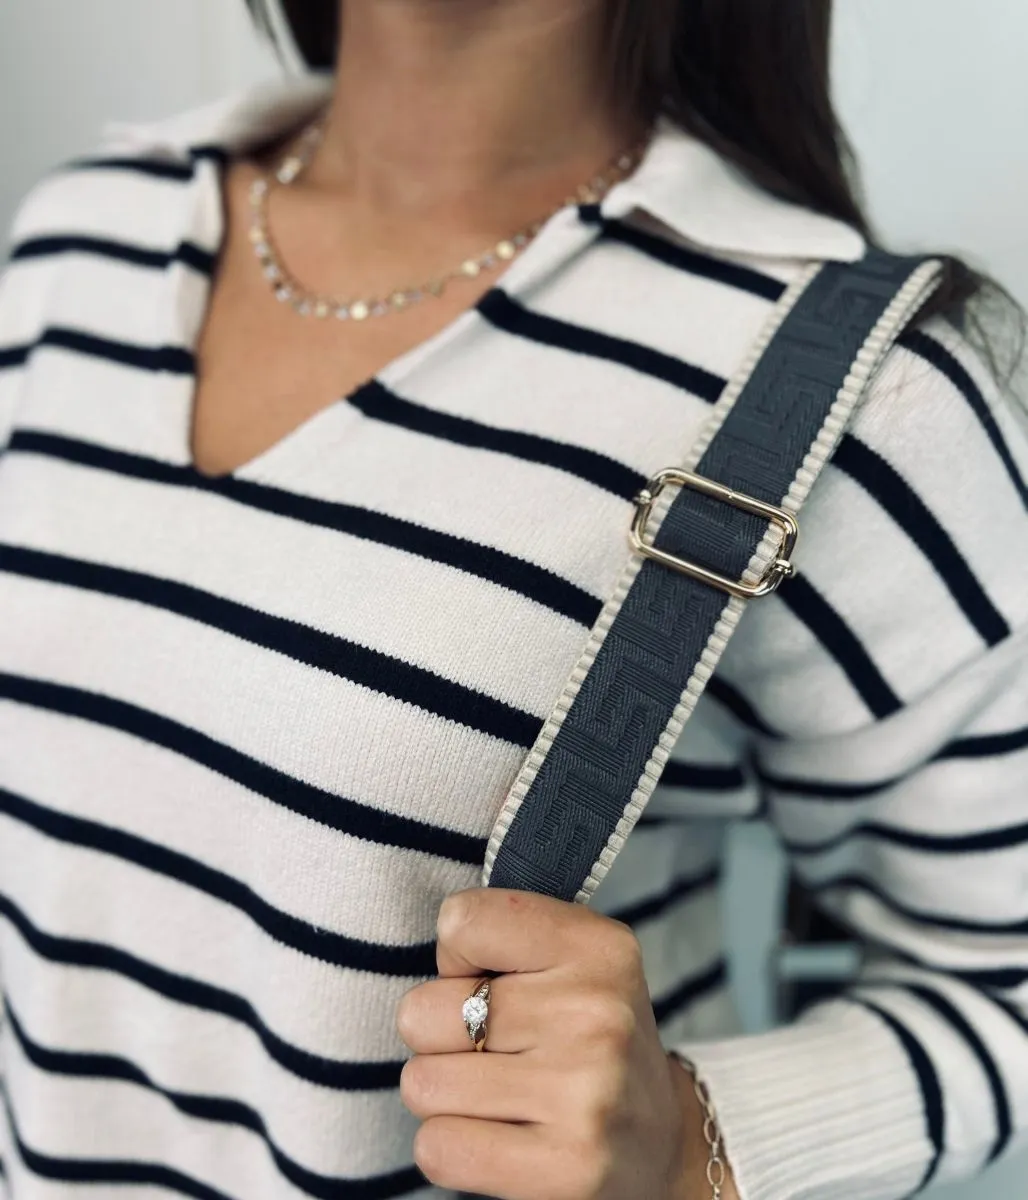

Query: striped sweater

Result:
[0,74,1026,1200]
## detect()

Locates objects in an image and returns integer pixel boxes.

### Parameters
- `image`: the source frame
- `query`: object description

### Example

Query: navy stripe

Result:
[832,435,1010,647]
[817,874,1028,935]
[947,966,1028,991]
[66,156,196,182]
[67,145,227,180]
[2,998,425,1200]
[660,759,747,791]
[705,676,782,739]
[611,868,720,928]
[636,813,714,829]
[636,814,683,828]
[900,329,1028,511]
[579,209,787,302]
[892,983,1011,1164]
[943,725,1028,760]
[0,785,437,977]
[0,543,540,749]
[10,234,216,277]
[652,959,728,1025]
[635,812,688,828]
[0,672,486,867]
[779,574,901,718]
[867,959,1028,1026]
[0,345,29,371]
[0,890,404,1092]
[8,430,602,629]
[478,288,726,403]
[635,758,755,825]
[891,951,1028,993]
[783,815,1028,857]
[758,763,895,801]
[349,380,645,501]
[852,998,944,1191]
[6,327,194,375]
[983,991,1028,1036]
[0,1077,234,1200]
[760,722,1028,800]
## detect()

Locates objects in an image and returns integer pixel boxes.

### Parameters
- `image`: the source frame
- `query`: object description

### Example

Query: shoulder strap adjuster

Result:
[630,467,798,599]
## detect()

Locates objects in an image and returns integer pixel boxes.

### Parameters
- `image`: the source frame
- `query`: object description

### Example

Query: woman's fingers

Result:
[397,973,545,1055]
[413,1115,558,1200]
[401,1048,559,1123]
[435,888,598,978]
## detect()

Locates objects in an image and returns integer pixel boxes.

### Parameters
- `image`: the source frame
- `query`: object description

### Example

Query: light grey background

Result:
[1,2,1025,1196]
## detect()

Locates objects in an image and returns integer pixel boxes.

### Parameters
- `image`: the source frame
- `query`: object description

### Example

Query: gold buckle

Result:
[630,467,798,600]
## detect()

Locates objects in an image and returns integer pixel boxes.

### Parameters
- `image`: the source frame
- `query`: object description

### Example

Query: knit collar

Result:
[102,74,866,265]
[602,118,866,263]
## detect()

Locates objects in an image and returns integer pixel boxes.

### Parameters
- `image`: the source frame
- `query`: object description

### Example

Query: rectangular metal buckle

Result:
[630,467,798,600]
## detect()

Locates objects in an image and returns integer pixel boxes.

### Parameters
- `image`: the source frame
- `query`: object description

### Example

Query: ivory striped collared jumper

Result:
[0,76,1026,1200]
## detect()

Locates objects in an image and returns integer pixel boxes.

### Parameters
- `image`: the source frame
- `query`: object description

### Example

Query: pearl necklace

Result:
[248,120,645,322]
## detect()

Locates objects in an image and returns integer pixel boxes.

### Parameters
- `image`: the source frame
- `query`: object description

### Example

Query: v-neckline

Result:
[167,154,605,485]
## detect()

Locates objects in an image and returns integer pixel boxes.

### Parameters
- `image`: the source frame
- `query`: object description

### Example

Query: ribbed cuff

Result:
[673,1000,931,1200]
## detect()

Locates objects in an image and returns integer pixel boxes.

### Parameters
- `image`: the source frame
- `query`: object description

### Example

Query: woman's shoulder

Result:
[715,310,1028,740]
[3,76,331,255]
[844,310,1028,621]
[851,313,1027,520]
[0,86,279,446]
[0,110,222,307]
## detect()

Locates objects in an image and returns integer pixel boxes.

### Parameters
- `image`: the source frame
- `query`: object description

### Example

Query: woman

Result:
[0,0,1025,1197]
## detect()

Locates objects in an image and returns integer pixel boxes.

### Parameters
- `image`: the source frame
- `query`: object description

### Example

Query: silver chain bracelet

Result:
[680,1057,727,1200]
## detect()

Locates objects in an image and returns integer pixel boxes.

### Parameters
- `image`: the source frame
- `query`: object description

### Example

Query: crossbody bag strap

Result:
[483,249,943,903]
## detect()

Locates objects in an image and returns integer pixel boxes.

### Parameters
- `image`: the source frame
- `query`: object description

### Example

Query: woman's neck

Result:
[309,0,635,220]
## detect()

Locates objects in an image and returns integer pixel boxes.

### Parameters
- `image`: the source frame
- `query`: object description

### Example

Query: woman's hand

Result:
[397,888,737,1200]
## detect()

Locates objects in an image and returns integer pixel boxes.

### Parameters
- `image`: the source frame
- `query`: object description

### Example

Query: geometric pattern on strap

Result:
[484,249,941,903]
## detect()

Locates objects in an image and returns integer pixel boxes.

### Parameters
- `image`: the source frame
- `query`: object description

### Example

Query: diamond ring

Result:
[462,978,491,1052]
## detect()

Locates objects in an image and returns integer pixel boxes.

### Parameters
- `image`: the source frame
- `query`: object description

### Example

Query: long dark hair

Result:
[246,0,1020,365]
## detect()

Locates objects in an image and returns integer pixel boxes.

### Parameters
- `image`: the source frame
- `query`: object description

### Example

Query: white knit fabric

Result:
[0,76,1026,1200]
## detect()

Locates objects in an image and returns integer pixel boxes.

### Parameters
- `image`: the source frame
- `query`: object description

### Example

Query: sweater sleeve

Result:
[674,320,1028,1200]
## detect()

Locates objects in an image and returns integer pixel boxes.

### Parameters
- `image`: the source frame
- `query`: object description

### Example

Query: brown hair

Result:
[246,0,1020,358]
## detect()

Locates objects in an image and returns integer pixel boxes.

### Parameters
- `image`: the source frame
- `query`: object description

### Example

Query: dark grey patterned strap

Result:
[484,250,941,903]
